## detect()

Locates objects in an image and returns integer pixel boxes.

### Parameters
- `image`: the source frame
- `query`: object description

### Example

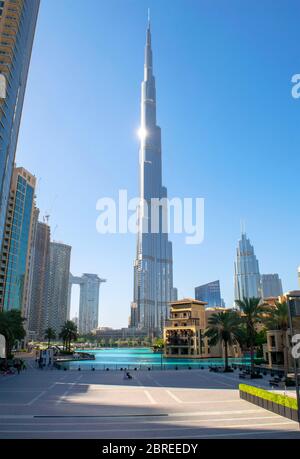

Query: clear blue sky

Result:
[16,0,300,328]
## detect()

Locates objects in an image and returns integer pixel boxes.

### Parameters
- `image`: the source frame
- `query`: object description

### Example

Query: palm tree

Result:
[254,328,267,359]
[44,327,56,348]
[108,338,115,348]
[236,297,267,376]
[152,337,164,351]
[264,301,289,376]
[0,310,26,360]
[205,310,241,371]
[234,323,249,353]
[59,321,78,353]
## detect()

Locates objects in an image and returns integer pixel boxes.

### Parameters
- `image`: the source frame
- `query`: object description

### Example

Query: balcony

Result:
[7,8,21,20]
[0,32,17,45]
[166,339,190,346]
[165,318,200,327]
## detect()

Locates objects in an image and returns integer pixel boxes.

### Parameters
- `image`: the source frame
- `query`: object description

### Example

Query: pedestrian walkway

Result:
[0,367,299,438]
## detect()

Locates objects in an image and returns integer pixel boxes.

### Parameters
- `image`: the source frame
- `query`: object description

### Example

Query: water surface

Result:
[61,348,250,370]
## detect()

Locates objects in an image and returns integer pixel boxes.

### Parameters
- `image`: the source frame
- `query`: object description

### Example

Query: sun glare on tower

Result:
[137,126,147,141]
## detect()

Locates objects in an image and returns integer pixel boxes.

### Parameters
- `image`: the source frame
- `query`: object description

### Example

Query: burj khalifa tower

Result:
[131,17,176,336]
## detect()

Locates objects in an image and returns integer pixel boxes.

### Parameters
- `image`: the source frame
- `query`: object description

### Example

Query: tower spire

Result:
[240,219,246,235]
[144,11,153,82]
[146,10,151,47]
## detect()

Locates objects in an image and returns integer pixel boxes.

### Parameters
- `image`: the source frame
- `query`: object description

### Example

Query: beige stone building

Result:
[263,291,300,371]
[163,299,240,359]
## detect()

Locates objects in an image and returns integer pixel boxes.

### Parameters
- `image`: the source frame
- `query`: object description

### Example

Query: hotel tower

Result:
[234,232,262,302]
[131,18,175,336]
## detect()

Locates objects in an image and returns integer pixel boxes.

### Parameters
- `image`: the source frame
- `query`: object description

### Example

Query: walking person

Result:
[15,359,21,375]
[35,350,39,368]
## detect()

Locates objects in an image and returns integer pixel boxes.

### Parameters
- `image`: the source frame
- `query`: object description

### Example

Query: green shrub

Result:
[239,383,298,410]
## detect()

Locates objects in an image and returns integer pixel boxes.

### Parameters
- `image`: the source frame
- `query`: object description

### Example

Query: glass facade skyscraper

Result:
[47,242,72,336]
[131,19,174,335]
[195,281,222,308]
[234,232,262,302]
[69,273,106,335]
[79,274,104,335]
[0,0,40,251]
[28,221,50,339]
[261,274,283,298]
[0,167,36,313]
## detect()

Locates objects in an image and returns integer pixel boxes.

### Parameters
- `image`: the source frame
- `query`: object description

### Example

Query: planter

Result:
[239,383,299,422]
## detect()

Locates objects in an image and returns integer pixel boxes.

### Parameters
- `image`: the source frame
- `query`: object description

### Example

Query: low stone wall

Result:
[239,383,299,422]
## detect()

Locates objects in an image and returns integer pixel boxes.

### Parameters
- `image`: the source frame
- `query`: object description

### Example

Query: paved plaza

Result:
[0,363,300,439]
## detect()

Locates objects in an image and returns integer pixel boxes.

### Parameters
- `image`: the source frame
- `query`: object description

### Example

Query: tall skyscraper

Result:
[79,274,104,335]
[69,273,106,335]
[28,221,50,339]
[23,206,39,322]
[0,0,40,251]
[261,274,283,298]
[234,232,262,302]
[131,18,174,335]
[47,242,72,336]
[0,167,36,314]
[195,280,222,308]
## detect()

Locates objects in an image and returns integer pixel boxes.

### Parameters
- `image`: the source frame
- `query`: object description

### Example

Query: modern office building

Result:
[131,18,174,335]
[0,0,40,251]
[195,280,222,308]
[28,221,50,339]
[23,206,39,322]
[261,274,283,298]
[171,287,178,302]
[0,167,36,315]
[69,273,106,335]
[46,242,72,336]
[234,232,262,302]
[130,302,138,329]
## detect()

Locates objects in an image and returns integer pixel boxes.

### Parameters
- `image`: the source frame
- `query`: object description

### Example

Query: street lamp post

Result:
[287,292,300,426]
